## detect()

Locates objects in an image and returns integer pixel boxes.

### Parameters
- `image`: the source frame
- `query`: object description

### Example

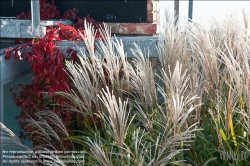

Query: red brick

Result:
[106,23,120,33]
[147,0,153,12]
[147,12,159,23]
[118,23,157,35]
[148,0,160,12]
[147,12,153,23]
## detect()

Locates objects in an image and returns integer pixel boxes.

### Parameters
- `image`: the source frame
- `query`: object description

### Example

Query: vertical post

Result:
[188,0,193,21]
[31,0,40,38]
[174,0,179,19]
[174,0,179,25]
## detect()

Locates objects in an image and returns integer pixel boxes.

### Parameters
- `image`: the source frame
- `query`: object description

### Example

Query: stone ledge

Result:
[56,36,159,58]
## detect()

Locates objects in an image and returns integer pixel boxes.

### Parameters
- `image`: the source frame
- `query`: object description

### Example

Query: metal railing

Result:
[31,0,40,38]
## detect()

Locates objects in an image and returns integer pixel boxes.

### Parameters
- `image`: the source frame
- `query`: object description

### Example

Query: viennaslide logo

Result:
[219,150,248,161]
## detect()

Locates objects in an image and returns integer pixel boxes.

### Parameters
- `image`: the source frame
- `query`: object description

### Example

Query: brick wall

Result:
[107,0,159,35]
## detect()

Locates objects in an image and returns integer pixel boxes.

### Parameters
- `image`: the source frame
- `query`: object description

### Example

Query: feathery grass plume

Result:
[81,20,97,60]
[209,9,250,148]
[185,7,250,165]
[97,24,131,95]
[19,110,70,151]
[1,122,34,151]
[207,93,227,150]
[236,108,250,153]
[189,22,222,101]
[1,121,82,165]
[237,9,250,115]
[159,8,204,124]
[3,6,250,166]
[128,44,157,110]
[97,24,125,90]
[112,36,130,83]
[158,8,190,79]
[134,102,154,132]
[17,110,85,165]
[149,124,198,166]
[36,110,69,137]
[38,156,66,166]
[61,57,101,115]
[59,21,200,165]
[85,136,113,166]
[98,86,135,158]
[57,22,131,117]
[56,23,103,120]
[0,122,42,165]
[133,99,200,165]
[157,61,199,129]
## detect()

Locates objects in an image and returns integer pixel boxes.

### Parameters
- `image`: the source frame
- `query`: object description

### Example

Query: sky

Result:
[160,1,250,25]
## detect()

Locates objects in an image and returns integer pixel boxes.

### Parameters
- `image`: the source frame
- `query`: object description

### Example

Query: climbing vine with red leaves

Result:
[4,0,102,148]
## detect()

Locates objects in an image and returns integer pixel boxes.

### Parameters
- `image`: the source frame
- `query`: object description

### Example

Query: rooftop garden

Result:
[1,1,250,165]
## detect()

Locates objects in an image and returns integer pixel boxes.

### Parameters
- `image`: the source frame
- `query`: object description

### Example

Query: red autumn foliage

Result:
[5,0,103,148]
[15,0,102,31]
[16,0,60,20]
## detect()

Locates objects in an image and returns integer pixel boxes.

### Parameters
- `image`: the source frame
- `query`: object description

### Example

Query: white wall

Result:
[160,1,250,26]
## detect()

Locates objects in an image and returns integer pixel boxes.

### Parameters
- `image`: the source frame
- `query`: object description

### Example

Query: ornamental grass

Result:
[1,8,250,166]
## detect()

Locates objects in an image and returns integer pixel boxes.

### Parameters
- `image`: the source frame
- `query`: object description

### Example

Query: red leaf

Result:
[10,86,16,92]
[14,51,20,60]
[71,50,78,62]
[50,52,57,60]
[4,47,14,59]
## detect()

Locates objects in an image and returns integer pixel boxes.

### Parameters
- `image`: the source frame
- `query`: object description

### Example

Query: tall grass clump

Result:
[185,9,250,166]
[2,7,250,166]
[53,20,201,165]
